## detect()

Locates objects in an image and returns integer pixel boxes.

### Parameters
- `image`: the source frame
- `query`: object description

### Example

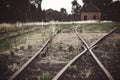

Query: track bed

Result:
[58,51,109,80]
[93,31,120,80]
[16,30,83,80]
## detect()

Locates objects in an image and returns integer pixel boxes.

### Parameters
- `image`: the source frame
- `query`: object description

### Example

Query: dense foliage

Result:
[0,0,42,23]
[0,0,120,23]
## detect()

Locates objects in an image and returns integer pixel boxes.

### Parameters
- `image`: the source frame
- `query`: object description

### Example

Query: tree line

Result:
[0,0,43,23]
[0,0,120,23]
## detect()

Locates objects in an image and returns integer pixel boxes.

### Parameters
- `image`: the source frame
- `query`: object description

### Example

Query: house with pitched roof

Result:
[80,3,101,21]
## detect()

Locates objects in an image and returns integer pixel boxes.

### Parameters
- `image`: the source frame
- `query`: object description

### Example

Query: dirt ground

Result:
[0,29,108,80]
[0,30,50,80]
[58,30,120,80]
[93,32,120,80]
[24,31,108,80]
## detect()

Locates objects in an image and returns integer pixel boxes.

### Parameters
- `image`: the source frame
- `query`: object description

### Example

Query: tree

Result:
[71,0,81,15]
[71,0,81,20]
[0,0,43,23]
[82,0,112,8]
[9,0,29,22]
[60,8,68,21]
[44,8,69,22]
[0,0,29,23]
[45,9,60,21]
[105,1,120,21]
[0,0,11,22]
[60,8,67,14]
[28,0,43,22]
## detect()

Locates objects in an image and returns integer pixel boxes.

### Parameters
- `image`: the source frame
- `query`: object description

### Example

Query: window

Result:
[93,15,96,20]
[84,15,87,20]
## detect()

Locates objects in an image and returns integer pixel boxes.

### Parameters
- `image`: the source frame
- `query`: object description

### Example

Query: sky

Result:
[42,0,83,14]
[42,0,118,14]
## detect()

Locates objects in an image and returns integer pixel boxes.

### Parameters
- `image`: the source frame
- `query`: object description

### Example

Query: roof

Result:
[80,3,101,12]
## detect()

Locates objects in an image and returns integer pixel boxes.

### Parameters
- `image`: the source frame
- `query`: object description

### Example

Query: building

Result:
[80,3,101,21]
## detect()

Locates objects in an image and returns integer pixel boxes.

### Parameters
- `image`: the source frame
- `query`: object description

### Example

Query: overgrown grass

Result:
[78,22,120,32]
[38,72,51,80]
[58,22,120,33]
[67,45,74,52]
[68,65,78,73]
[0,23,52,52]
[0,22,120,52]
[27,45,33,52]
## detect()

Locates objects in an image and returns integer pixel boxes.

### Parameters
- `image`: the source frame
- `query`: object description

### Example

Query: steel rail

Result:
[52,27,116,80]
[8,28,61,80]
[74,28,115,80]
[52,49,87,80]
[89,27,117,49]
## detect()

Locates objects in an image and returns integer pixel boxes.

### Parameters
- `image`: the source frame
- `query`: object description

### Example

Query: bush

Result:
[27,45,33,52]
[67,45,74,52]
[38,72,51,80]
[68,65,78,73]
[68,65,77,71]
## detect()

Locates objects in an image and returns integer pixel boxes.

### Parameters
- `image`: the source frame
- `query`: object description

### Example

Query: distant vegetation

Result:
[0,0,120,23]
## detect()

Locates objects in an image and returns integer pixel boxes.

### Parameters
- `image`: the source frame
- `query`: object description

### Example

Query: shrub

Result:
[68,45,74,52]
[27,45,33,52]
[68,65,78,73]
[38,72,51,80]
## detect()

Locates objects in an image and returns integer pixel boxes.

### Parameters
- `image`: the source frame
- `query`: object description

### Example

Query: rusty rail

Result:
[52,27,116,80]
[74,28,115,80]
[8,28,61,80]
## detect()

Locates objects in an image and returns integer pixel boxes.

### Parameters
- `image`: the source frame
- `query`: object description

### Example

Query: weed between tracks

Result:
[93,31,120,80]
[58,52,109,80]
[0,22,120,80]
[0,23,55,80]
[38,72,51,80]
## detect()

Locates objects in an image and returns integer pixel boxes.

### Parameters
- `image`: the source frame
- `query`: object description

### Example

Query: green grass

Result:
[78,22,120,32]
[0,22,120,52]
[38,72,51,80]
[27,45,33,52]
[0,24,51,52]
[58,22,120,33]
[68,65,78,73]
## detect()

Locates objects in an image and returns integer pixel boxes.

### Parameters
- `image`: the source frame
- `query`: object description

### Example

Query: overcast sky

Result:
[42,0,118,14]
[42,0,83,14]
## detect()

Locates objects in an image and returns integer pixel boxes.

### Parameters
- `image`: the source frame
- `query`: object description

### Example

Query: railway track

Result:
[52,27,117,80]
[8,28,61,80]
[8,27,84,80]
[6,26,117,80]
[93,29,120,80]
